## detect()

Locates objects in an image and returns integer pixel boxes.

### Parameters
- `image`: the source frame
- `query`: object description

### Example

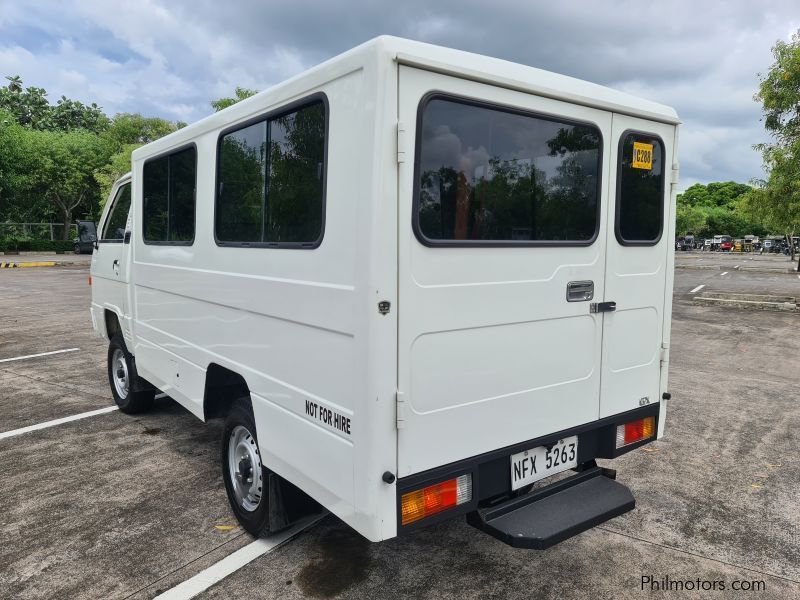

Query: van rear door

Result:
[599,115,674,417]
[396,66,612,477]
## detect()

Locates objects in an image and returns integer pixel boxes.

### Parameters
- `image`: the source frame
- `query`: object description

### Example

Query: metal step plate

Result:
[467,468,635,549]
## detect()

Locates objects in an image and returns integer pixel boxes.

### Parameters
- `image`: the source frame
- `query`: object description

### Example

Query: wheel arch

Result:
[204,363,251,421]
[104,309,122,341]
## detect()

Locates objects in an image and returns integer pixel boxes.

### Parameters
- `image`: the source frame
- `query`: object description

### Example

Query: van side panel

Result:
[131,69,366,525]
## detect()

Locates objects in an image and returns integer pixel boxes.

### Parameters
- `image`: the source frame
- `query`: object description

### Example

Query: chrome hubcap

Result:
[111,348,129,399]
[228,425,263,511]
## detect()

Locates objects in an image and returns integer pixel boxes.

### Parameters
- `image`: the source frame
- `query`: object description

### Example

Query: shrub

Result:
[0,238,76,253]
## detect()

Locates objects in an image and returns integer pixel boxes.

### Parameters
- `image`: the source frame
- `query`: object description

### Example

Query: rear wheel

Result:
[107,335,154,414]
[73,243,81,254]
[221,398,271,537]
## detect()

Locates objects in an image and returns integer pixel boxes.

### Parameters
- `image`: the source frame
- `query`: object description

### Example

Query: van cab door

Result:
[599,115,675,417]
[91,177,133,339]
[396,66,612,477]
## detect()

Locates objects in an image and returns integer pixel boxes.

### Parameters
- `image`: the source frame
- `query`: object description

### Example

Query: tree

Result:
[678,182,752,209]
[94,143,139,207]
[102,112,179,146]
[211,87,258,112]
[5,75,22,93]
[0,75,109,133]
[675,203,707,236]
[94,113,182,201]
[675,182,763,237]
[27,129,110,238]
[749,30,800,266]
[0,113,49,222]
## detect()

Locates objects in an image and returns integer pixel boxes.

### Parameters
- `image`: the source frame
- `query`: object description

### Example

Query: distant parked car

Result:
[675,236,692,251]
[717,236,733,252]
[762,238,783,254]
[74,220,97,254]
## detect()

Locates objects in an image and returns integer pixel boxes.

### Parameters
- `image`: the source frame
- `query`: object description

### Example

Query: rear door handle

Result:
[590,301,616,313]
[566,280,594,302]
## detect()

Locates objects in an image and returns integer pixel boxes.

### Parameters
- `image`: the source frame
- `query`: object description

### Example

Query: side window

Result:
[101,184,131,241]
[143,146,197,244]
[414,96,602,245]
[216,99,326,247]
[616,132,664,245]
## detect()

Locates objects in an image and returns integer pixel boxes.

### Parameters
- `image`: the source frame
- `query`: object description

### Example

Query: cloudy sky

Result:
[0,1,797,188]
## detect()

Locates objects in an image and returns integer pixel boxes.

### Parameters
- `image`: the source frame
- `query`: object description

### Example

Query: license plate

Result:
[510,436,578,491]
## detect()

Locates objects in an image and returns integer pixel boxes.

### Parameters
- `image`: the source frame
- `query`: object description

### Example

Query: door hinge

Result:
[397,121,406,164]
[660,342,670,366]
[670,165,680,189]
[396,390,405,429]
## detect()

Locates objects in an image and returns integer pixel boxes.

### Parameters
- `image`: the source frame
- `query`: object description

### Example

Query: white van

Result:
[90,36,678,548]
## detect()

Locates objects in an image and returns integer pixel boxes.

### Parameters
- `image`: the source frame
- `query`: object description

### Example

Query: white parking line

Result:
[733,265,740,269]
[0,347,79,363]
[689,285,705,294]
[0,406,118,441]
[154,513,327,600]
[720,272,728,276]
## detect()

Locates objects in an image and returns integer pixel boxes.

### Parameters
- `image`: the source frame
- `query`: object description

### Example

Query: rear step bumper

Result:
[466,467,634,549]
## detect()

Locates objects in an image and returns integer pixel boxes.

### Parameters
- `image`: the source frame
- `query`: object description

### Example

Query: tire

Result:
[221,397,271,537]
[73,243,81,254]
[107,335,154,414]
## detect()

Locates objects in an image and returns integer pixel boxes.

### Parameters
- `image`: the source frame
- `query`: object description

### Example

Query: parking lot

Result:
[1,258,798,599]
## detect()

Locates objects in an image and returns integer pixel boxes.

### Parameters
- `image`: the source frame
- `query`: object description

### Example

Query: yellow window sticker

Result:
[632,142,653,170]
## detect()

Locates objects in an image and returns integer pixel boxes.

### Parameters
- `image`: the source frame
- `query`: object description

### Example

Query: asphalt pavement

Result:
[0,261,798,599]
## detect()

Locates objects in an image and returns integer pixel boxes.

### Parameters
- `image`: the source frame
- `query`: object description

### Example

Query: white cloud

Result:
[0,0,796,185]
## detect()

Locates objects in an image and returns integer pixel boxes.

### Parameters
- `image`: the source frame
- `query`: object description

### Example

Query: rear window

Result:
[616,132,664,244]
[414,96,602,245]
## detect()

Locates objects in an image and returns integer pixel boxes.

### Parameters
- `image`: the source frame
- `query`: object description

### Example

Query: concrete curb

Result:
[0,261,57,268]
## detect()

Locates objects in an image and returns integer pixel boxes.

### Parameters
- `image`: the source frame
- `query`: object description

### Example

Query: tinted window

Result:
[143,157,168,241]
[143,147,197,244]
[169,149,197,242]
[616,133,664,243]
[416,97,601,244]
[217,121,266,241]
[102,184,131,240]
[216,101,326,245]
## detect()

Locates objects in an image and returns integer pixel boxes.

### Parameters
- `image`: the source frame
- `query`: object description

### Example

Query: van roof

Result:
[133,36,679,162]
[386,36,680,124]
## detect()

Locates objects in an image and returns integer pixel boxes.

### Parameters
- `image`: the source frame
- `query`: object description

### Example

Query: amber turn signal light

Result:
[400,474,472,526]
[615,416,655,448]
